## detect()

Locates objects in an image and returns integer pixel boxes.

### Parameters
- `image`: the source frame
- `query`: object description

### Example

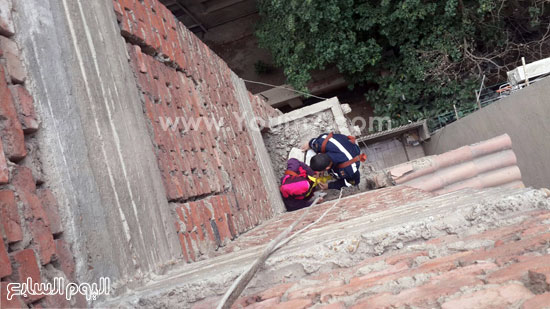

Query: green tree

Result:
[256,0,550,126]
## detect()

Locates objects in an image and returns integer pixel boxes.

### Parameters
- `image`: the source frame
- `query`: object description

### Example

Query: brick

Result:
[0,141,7,184]
[40,293,71,309]
[0,66,26,160]
[0,0,14,37]
[27,218,55,266]
[245,297,280,309]
[522,292,550,309]
[1,282,26,309]
[349,261,409,286]
[211,200,231,244]
[9,85,39,133]
[272,298,312,309]
[487,255,550,284]
[131,45,147,73]
[112,0,124,21]
[0,37,26,84]
[256,283,293,301]
[184,232,196,261]
[522,224,550,237]
[318,303,346,309]
[198,202,216,243]
[18,190,55,265]
[9,249,44,303]
[119,12,133,38]
[441,284,534,309]
[429,262,498,281]
[287,280,344,300]
[349,264,491,308]
[188,201,206,241]
[461,232,550,266]
[416,251,471,273]
[385,250,428,268]
[54,239,76,280]
[0,190,22,243]
[12,165,36,193]
[36,188,63,235]
[177,231,190,262]
[0,236,12,278]
[118,0,134,11]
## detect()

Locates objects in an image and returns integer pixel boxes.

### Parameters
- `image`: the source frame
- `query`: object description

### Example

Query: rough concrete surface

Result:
[263,98,357,179]
[264,110,338,178]
[13,0,181,295]
[98,187,550,308]
[424,76,550,189]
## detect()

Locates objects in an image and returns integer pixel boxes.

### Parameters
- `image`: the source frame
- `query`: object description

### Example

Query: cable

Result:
[242,79,329,101]
[216,189,345,309]
[274,189,344,251]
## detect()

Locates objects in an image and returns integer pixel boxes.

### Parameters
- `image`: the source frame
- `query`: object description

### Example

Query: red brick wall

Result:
[114,0,280,262]
[0,4,83,307]
[248,92,281,129]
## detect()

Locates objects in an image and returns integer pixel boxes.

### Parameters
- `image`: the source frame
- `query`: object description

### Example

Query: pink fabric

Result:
[280,177,310,199]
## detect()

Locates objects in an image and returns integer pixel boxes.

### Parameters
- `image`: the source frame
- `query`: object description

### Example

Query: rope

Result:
[274,190,344,251]
[242,79,329,101]
[216,189,345,309]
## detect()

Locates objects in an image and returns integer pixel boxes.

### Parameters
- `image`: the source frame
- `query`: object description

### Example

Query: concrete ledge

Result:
[268,97,352,136]
[231,73,286,214]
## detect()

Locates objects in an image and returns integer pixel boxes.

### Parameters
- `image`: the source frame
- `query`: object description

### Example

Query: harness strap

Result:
[284,170,299,177]
[336,153,367,169]
[320,133,333,153]
[320,133,366,170]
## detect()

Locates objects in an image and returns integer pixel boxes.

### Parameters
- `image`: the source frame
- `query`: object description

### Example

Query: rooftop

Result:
[100,185,550,308]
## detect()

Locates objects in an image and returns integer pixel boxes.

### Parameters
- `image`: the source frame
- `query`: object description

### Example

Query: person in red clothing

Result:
[279,158,320,211]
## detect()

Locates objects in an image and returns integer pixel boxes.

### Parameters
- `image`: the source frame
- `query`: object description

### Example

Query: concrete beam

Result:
[259,76,347,108]
[231,73,286,214]
[269,97,352,136]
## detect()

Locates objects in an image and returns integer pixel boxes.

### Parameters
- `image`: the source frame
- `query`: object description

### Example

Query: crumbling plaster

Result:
[263,97,360,181]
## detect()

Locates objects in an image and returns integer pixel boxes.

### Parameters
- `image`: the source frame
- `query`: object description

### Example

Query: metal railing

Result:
[428,74,549,132]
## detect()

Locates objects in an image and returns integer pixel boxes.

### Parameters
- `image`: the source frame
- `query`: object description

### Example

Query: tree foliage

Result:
[256,0,550,125]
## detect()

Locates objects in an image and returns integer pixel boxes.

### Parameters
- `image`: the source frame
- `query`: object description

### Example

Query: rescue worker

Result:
[302,132,366,190]
[279,158,319,211]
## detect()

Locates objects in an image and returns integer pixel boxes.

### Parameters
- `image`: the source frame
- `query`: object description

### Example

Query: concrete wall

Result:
[0,1,89,306]
[363,138,425,171]
[424,77,550,189]
[10,0,286,302]
[13,0,182,294]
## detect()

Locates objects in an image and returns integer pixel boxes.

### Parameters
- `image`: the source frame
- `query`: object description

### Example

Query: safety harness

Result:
[281,168,314,199]
[283,169,330,197]
[320,133,367,169]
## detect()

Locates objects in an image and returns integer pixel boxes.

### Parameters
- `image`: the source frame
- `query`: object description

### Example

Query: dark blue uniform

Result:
[309,133,361,190]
